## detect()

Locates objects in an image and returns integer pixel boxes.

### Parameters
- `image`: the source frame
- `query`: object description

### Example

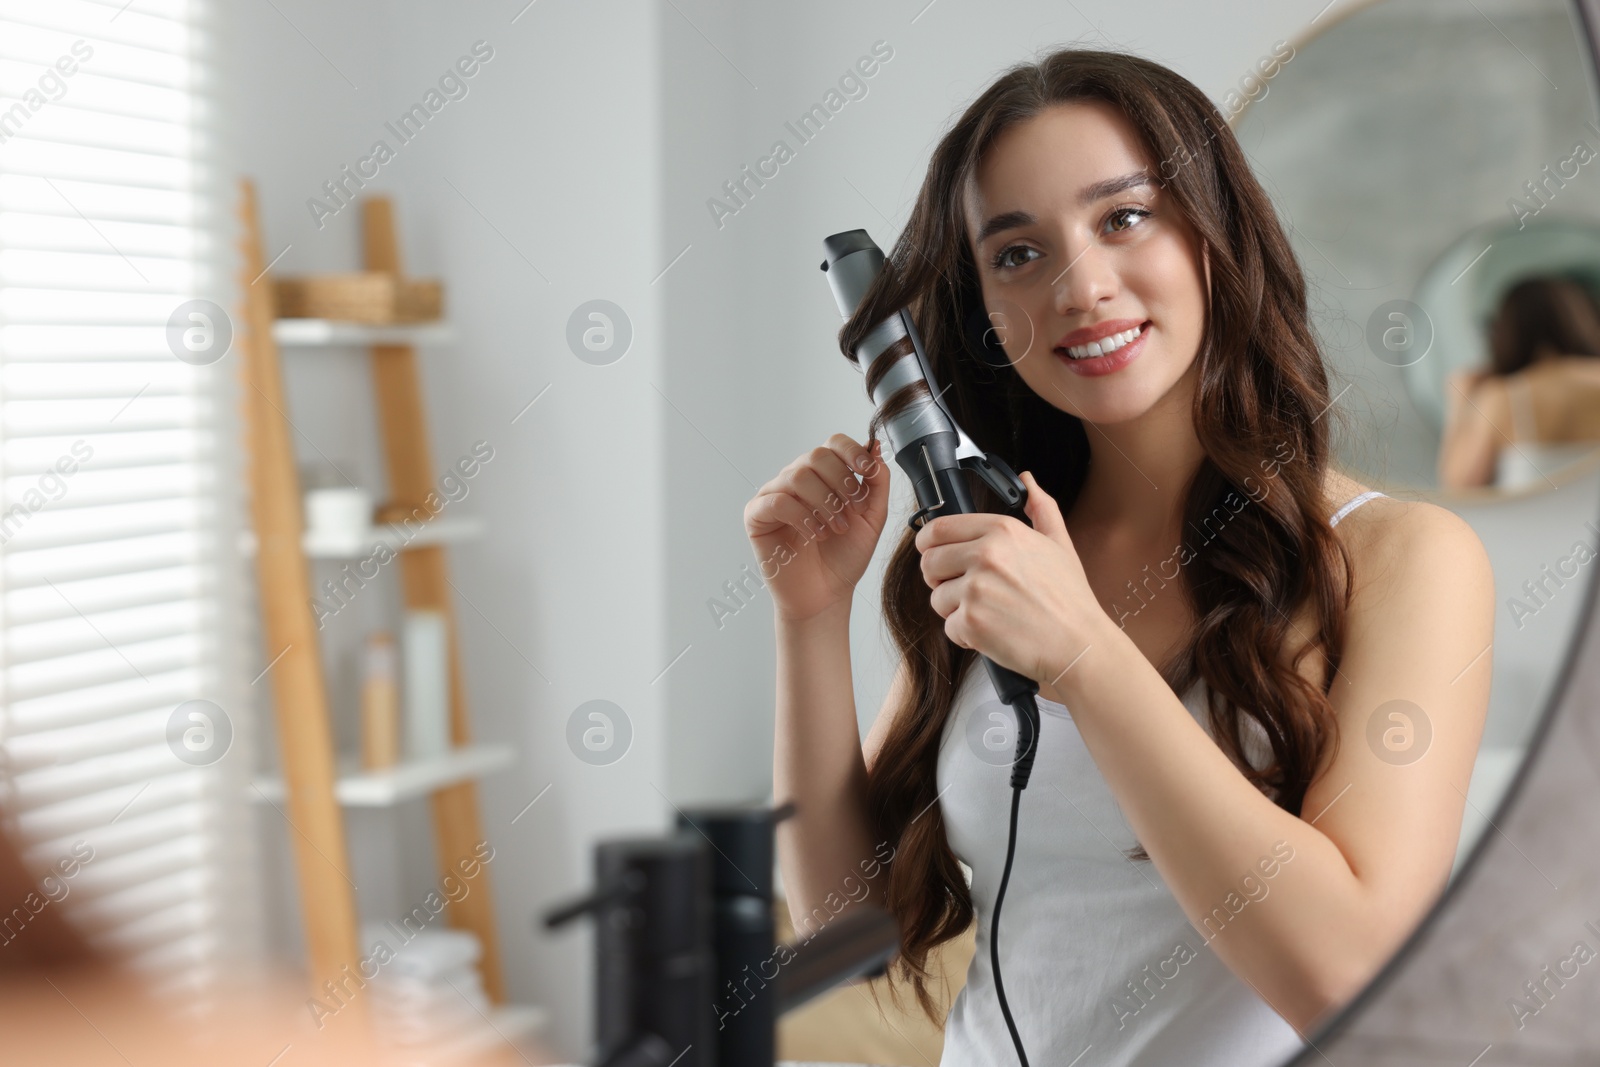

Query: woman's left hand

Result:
[914,471,1104,688]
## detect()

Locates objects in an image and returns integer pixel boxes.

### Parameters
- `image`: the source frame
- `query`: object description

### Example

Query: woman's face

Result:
[965,99,1210,426]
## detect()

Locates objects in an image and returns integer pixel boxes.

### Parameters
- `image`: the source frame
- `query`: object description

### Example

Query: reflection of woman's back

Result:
[1449,277,1600,490]
[1494,356,1600,489]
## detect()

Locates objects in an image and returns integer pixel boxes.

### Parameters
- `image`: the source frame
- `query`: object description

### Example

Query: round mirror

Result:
[1234,0,1600,892]
[1238,3,1600,1061]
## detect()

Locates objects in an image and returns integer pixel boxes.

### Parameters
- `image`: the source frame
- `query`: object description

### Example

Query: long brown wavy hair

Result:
[1487,275,1600,375]
[837,47,1357,1021]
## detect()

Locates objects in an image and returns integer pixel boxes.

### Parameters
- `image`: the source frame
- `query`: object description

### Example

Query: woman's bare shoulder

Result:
[1530,355,1600,381]
[1276,470,1482,689]
[1322,468,1491,601]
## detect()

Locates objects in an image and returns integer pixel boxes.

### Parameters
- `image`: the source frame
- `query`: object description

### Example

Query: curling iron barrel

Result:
[819,228,1042,784]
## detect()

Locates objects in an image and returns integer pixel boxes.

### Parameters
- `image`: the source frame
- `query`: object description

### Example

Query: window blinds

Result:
[0,0,258,997]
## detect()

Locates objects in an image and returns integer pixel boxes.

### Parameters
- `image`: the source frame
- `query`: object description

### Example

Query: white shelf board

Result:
[273,318,453,347]
[254,743,515,807]
[237,514,485,559]
[303,514,485,557]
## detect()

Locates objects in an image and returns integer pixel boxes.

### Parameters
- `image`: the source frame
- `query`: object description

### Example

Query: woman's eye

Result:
[990,209,1151,270]
[991,245,1038,271]
[1106,206,1152,233]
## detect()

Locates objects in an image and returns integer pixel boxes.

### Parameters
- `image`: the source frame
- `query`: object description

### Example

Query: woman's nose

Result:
[1051,242,1118,318]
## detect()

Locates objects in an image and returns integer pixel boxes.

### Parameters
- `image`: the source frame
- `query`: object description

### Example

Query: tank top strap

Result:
[1329,489,1386,527]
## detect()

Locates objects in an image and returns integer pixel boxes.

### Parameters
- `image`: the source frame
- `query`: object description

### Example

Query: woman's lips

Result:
[1055,321,1150,377]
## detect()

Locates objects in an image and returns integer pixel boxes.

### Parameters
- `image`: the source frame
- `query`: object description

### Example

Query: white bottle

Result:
[402,610,450,758]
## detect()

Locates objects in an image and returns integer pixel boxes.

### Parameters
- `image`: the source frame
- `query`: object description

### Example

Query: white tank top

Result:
[934,490,1386,1066]
[1495,371,1598,489]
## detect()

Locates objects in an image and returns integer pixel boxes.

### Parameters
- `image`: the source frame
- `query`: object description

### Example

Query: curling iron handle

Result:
[985,654,1040,788]
[985,657,1038,706]
[903,444,1040,708]
[961,452,1027,512]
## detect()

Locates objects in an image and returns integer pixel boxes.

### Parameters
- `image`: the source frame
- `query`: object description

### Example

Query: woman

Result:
[1438,275,1600,490]
[745,47,1494,1066]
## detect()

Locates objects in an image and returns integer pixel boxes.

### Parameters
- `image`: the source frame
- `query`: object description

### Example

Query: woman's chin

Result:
[1074,397,1161,426]
[1048,375,1170,425]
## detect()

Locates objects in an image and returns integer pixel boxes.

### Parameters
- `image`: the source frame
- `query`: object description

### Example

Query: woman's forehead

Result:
[969,105,1148,200]
[987,107,1145,182]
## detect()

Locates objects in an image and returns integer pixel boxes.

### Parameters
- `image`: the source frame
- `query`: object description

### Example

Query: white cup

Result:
[305,486,373,542]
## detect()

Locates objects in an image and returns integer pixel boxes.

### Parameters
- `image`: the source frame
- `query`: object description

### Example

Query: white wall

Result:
[220,0,668,1056]
[221,1,1337,1057]
[374,4,672,1056]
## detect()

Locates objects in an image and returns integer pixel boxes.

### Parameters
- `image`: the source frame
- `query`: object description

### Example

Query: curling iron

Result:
[820,228,1041,1065]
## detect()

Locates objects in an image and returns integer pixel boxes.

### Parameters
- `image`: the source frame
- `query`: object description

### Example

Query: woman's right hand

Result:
[744,433,890,623]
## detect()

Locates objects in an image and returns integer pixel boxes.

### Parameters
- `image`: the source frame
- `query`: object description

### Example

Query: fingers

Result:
[850,437,890,520]
[913,512,1001,553]
[745,432,890,547]
[919,539,977,587]
[825,431,889,518]
[810,443,861,516]
[791,465,852,535]
[787,435,884,528]
[745,434,878,543]
[744,488,824,541]
[1019,471,1069,542]
[927,575,962,621]
[835,433,888,491]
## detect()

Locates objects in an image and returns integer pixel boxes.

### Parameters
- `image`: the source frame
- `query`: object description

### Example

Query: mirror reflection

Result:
[1240,0,1600,900]
[1436,265,1600,491]
[1237,0,1600,487]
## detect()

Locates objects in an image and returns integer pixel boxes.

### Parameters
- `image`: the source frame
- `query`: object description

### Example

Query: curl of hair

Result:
[835,46,1357,1023]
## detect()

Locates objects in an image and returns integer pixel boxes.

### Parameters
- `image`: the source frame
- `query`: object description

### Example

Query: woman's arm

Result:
[1438,373,1504,489]
[746,431,894,935]
[1043,500,1494,1033]
[773,605,900,936]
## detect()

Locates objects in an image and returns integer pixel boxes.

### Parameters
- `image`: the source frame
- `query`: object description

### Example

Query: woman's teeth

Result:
[1063,324,1143,360]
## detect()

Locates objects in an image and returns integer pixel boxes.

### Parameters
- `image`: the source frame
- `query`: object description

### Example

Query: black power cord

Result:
[990,691,1041,1066]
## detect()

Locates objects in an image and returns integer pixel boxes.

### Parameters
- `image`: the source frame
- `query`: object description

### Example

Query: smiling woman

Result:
[752,44,1495,1067]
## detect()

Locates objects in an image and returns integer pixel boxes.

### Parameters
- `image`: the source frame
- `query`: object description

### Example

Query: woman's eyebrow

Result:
[975,209,1037,245]
[1077,170,1153,206]
[974,170,1155,245]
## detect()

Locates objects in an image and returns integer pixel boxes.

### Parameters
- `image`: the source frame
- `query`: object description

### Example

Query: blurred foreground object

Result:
[0,967,551,1067]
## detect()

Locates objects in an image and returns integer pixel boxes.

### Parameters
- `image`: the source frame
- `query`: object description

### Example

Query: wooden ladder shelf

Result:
[236,179,505,1009]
